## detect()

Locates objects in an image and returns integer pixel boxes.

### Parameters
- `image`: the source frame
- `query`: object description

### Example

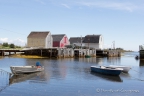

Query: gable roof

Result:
[27,31,50,38]
[52,34,65,41]
[83,35,101,43]
[69,37,85,44]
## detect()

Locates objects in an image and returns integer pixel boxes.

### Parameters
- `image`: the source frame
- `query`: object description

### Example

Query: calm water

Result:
[0,52,144,96]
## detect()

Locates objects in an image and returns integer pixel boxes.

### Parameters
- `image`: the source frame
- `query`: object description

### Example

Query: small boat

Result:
[107,65,131,73]
[10,66,44,75]
[10,62,44,75]
[90,66,123,76]
[135,55,139,60]
[85,55,91,58]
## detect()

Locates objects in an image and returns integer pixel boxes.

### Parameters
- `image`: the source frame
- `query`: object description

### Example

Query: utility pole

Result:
[113,41,115,49]
[112,41,115,49]
[88,38,89,49]
[81,35,82,50]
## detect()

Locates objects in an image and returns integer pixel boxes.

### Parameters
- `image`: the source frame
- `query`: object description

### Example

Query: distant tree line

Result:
[0,42,21,48]
[116,48,124,50]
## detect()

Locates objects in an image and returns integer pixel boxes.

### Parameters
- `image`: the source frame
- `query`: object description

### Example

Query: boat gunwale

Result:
[109,65,131,68]
[91,66,123,71]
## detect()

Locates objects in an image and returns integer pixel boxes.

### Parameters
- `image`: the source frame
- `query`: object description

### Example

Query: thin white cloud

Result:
[0,38,26,46]
[78,1,138,12]
[0,38,9,43]
[12,38,26,46]
[61,3,70,9]
[36,0,142,12]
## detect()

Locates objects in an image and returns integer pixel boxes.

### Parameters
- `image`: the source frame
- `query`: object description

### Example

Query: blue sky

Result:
[0,0,144,51]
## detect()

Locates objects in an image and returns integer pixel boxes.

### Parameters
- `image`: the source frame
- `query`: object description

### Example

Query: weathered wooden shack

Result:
[69,37,85,47]
[83,34,103,49]
[27,31,53,48]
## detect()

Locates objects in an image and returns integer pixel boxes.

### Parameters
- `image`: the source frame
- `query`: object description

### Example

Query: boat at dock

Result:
[135,55,139,60]
[90,66,123,76]
[85,55,91,58]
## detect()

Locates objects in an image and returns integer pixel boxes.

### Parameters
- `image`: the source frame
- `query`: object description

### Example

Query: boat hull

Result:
[10,66,44,75]
[109,65,131,73]
[91,66,122,76]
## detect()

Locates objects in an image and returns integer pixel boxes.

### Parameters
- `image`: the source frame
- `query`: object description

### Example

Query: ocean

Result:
[0,52,144,96]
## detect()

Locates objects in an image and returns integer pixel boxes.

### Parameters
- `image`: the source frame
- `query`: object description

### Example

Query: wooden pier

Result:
[0,49,25,56]
[96,49,121,57]
[0,48,121,58]
[22,48,95,58]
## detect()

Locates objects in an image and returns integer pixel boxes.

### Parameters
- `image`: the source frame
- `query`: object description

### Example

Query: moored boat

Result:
[135,55,139,60]
[90,66,123,76]
[108,65,131,73]
[85,55,91,58]
[10,62,44,75]
[10,66,44,75]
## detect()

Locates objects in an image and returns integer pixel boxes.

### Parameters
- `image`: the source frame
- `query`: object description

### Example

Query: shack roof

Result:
[27,31,50,38]
[52,34,65,41]
[83,35,101,43]
[69,37,85,44]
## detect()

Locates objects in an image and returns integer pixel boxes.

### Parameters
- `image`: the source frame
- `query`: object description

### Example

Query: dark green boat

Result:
[85,55,91,58]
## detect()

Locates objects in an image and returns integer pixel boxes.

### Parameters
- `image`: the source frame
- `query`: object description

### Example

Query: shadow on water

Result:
[120,72,131,79]
[90,72,123,82]
[9,71,46,85]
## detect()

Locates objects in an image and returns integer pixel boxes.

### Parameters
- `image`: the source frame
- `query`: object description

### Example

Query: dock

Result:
[0,48,121,58]
[96,49,121,57]
[0,49,25,56]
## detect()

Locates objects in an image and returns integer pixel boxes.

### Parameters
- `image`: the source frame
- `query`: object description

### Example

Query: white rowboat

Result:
[10,66,44,75]
[107,65,131,73]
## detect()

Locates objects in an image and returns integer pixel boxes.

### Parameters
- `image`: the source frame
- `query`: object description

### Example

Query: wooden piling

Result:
[140,50,144,59]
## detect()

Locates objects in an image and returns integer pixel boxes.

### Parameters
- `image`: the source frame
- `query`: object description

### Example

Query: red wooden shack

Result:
[52,34,70,48]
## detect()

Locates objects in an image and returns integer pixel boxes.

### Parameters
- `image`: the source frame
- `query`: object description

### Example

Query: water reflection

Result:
[0,70,10,92]
[107,57,121,65]
[90,72,123,82]
[1,52,144,96]
[74,57,107,65]
[120,72,131,79]
[95,57,106,64]
[23,59,68,80]
[9,72,47,85]
[123,52,139,57]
